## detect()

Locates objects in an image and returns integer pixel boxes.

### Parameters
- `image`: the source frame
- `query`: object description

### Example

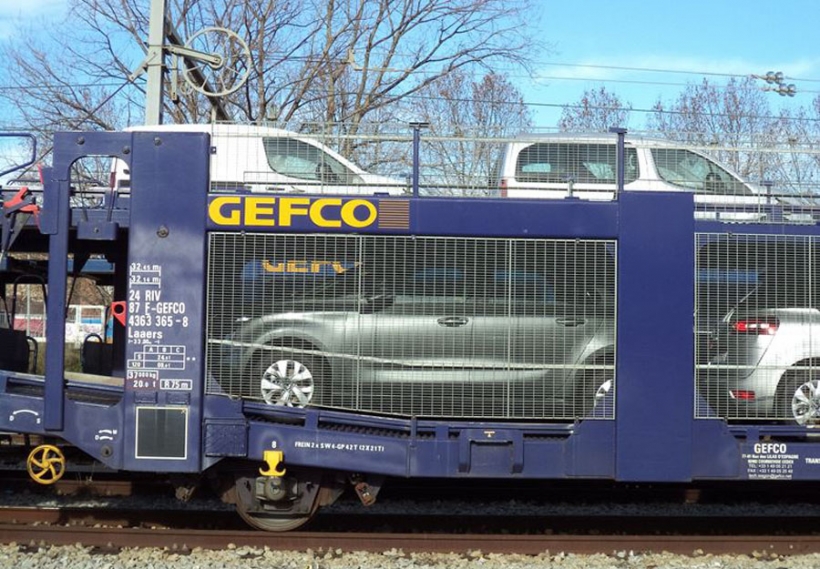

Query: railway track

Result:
[0,503,818,556]
[0,522,814,556]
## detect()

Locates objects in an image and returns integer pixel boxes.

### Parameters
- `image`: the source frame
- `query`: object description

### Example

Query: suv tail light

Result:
[732,318,779,335]
[730,389,756,400]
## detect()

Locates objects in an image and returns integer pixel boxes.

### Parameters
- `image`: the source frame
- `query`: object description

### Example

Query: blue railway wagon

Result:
[0,130,818,530]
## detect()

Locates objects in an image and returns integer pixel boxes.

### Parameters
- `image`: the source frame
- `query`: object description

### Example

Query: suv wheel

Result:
[778,371,820,426]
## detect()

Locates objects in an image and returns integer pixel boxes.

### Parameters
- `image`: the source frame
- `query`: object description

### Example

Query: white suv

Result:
[495,134,771,218]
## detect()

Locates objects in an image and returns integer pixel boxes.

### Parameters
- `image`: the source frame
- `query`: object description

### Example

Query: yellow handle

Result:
[259,450,286,477]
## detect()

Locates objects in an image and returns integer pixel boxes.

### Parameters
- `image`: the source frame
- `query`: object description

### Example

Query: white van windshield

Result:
[651,148,751,196]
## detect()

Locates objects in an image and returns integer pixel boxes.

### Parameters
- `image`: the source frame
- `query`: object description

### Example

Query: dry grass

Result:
[31,343,82,374]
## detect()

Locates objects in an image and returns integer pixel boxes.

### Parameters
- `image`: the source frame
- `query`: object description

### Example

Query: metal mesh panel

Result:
[695,233,820,424]
[108,123,820,223]
[206,233,616,420]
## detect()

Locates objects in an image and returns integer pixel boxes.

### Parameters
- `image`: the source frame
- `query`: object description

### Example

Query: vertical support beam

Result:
[609,127,627,194]
[616,191,694,481]
[144,0,168,125]
[409,122,428,197]
[42,146,71,430]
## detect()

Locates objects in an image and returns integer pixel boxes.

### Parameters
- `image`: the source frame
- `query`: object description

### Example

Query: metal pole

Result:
[609,127,627,194]
[409,122,428,197]
[144,0,168,125]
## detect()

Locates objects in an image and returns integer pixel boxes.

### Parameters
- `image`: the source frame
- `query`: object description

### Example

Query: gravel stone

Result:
[4,545,820,569]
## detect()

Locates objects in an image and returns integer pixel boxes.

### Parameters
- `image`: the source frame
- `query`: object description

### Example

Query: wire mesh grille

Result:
[206,233,616,420]
[695,233,820,424]
[105,124,820,225]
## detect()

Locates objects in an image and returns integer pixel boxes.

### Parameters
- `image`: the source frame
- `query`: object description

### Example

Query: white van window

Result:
[515,143,638,184]
[651,148,751,195]
[263,137,363,184]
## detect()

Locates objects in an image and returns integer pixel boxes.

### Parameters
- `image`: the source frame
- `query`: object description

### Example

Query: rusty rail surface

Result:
[0,523,814,556]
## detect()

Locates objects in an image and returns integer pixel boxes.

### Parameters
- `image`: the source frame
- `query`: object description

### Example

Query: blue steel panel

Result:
[240,413,615,479]
[204,421,248,457]
[120,132,209,473]
[691,420,741,478]
[615,191,695,482]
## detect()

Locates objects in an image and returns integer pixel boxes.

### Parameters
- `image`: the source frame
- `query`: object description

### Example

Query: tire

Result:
[251,347,326,408]
[573,363,614,419]
[777,371,820,426]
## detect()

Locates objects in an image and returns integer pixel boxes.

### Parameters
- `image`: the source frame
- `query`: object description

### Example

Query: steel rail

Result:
[0,523,814,556]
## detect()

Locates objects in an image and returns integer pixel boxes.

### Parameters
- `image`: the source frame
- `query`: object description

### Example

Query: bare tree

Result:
[558,86,631,132]
[411,70,532,193]
[765,101,820,201]
[647,77,774,179]
[0,0,539,149]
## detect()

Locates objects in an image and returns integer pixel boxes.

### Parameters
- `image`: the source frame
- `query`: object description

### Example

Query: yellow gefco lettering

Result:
[310,198,342,228]
[340,200,377,228]
[208,196,242,225]
[209,197,379,228]
[244,197,277,226]
[278,197,310,226]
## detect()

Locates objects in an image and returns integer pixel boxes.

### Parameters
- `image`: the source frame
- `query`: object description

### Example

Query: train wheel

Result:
[236,500,318,532]
[233,471,322,531]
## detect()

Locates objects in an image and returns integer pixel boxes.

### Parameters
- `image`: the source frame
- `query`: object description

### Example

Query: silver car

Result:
[213,267,615,420]
[701,284,820,425]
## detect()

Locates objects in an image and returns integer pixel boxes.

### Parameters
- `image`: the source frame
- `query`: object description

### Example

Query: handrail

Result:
[0,132,37,180]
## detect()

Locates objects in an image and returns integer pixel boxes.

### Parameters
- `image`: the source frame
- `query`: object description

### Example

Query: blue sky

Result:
[1,0,818,130]
[523,0,819,127]
[0,0,65,37]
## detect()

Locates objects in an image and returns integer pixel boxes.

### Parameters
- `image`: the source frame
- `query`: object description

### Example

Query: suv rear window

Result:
[515,143,638,185]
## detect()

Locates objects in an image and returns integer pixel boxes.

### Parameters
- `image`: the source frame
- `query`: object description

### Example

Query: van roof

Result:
[510,132,701,148]
[124,123,299,137]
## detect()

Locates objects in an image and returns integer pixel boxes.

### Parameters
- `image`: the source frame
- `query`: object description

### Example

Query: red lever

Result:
[111,301,127,326]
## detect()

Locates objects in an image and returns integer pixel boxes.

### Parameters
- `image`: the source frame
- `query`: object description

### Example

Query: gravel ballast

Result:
[0,544,814,569]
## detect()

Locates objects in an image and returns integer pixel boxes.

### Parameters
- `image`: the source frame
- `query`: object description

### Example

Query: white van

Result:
[112,124,406,195]
[495,134,775,218]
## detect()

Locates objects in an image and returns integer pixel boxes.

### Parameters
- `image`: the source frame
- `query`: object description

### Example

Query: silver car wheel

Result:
[260,359,316,407]
[790,378,820,426]
[594,379,613,404]
[574,364,614,418]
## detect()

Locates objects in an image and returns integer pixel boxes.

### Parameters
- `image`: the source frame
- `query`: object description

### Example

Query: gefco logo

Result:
[261,260,357,275]
[209,196,378,229]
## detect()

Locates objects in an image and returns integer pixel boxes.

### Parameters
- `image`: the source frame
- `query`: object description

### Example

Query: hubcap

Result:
[260,359,315,407]
[791,379,820,425]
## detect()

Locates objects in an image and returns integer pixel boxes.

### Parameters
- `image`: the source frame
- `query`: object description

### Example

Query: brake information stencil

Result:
[126,262,194,392]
